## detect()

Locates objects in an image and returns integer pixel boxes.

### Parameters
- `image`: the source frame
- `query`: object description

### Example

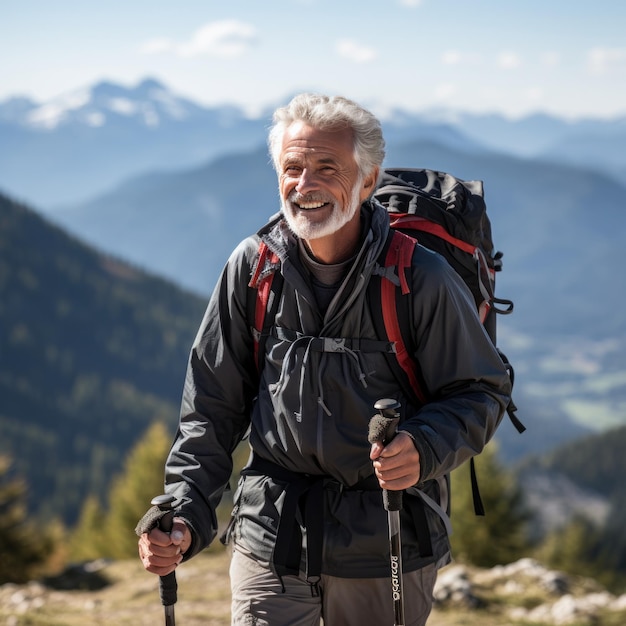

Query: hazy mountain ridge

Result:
[2,77,625,207]
[420,110,626,187]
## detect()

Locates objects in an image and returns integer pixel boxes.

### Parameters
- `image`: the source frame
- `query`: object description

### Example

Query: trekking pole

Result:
[369,398,405,626]
[135,494,178,626]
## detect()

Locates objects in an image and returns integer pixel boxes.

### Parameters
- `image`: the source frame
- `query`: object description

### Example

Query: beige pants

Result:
[230,545,437,626]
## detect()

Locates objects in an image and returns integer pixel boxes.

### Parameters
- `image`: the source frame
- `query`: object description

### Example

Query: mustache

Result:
[288,191,333,205]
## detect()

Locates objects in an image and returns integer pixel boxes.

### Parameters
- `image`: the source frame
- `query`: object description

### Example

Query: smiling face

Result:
[278,121,378,261]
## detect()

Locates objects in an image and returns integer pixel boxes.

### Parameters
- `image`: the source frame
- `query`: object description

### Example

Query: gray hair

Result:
[268,93,385,178]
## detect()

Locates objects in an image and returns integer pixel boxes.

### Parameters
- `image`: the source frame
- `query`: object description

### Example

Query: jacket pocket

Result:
[221,472,288,564]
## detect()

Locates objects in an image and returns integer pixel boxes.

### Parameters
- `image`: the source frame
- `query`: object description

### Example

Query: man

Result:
[138,93,511,625]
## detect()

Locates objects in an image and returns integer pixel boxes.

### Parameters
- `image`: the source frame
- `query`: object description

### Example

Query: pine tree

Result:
[535,501,626,591]
[0,455,54,583]
[449,443,531,567]
[535,515,597,574]
[68,495,107,561]
[69,420,248,561]
[100,420,172,559]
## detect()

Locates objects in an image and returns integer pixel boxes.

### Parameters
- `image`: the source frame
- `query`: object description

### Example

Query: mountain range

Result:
[0,78,268,208]
[2,78,625,208]
[1,77,625,523]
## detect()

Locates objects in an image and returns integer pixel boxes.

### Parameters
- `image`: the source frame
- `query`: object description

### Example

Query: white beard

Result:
[281,176,363,240]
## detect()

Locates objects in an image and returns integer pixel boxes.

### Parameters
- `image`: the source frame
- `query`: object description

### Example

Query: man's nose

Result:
[295,168,318,194]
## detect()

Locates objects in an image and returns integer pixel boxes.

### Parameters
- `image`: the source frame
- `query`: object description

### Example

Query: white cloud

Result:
[497,51,522,70]
[179,20,257,58]
[587,47,626,74]
[398,0,423,7]
[140,20,257,59]
[336,39,377,63]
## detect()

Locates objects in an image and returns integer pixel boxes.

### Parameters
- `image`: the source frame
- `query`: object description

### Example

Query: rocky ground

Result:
[2,550,626,626]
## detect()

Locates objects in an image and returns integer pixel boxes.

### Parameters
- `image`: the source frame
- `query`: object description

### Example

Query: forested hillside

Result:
[537,425,626,498]
[520,425,626,579]
[0,193,206,524]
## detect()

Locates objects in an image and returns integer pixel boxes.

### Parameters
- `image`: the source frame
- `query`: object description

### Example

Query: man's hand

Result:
[138,518,191,577]
[370,431,421,490]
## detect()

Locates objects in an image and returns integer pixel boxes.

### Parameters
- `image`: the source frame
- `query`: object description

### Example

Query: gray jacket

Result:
[165,200,511,577]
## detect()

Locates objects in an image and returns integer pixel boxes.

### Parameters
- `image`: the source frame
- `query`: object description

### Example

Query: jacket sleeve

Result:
[398,247,512,484]
[163,238,259,559]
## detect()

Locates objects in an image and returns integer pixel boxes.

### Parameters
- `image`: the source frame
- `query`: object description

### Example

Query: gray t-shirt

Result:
[298,239,355,314]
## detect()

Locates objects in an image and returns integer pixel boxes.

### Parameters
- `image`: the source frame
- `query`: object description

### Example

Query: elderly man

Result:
[138,93,511,625]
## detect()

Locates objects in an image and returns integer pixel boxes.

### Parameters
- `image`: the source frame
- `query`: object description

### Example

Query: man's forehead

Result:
[280,121,355,160]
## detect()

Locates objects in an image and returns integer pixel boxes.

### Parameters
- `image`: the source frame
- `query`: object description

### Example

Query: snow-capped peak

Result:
[26,89,91,129]
[18,78,197,130]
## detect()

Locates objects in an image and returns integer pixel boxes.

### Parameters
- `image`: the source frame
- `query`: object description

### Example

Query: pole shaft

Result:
[389,511,405,626]
[370,400,406,626]
[165,605,176,626]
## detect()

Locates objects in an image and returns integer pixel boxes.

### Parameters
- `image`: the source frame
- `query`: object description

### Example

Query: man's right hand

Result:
[370,431,421,491]
[138,518,191,576]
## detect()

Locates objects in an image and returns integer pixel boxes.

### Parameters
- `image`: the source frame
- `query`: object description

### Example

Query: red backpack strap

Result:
[384,226,484,515]
[390,214,496,325]
[377,230,427,405]
[390,214,476,255]
[248,241,281,371]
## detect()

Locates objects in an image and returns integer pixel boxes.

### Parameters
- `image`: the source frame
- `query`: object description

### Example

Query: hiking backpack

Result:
[248,167,524,513]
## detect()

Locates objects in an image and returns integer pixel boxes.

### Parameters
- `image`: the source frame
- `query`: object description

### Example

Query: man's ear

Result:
[360,166,380,201]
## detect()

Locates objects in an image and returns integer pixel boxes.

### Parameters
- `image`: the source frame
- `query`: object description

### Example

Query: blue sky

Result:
[3,0,626,119]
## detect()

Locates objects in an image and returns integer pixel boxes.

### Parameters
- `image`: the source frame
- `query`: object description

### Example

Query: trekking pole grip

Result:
[152,494,178,609]
[369,399,403,511]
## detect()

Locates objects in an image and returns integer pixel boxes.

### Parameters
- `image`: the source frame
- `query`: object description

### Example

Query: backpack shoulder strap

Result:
[370,229,427,406]
[248,240,283,372]
[379,230,489,516]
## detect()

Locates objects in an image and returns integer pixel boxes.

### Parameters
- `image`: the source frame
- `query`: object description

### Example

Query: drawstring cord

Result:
[276,333,372,419]
[316,339,369,417]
